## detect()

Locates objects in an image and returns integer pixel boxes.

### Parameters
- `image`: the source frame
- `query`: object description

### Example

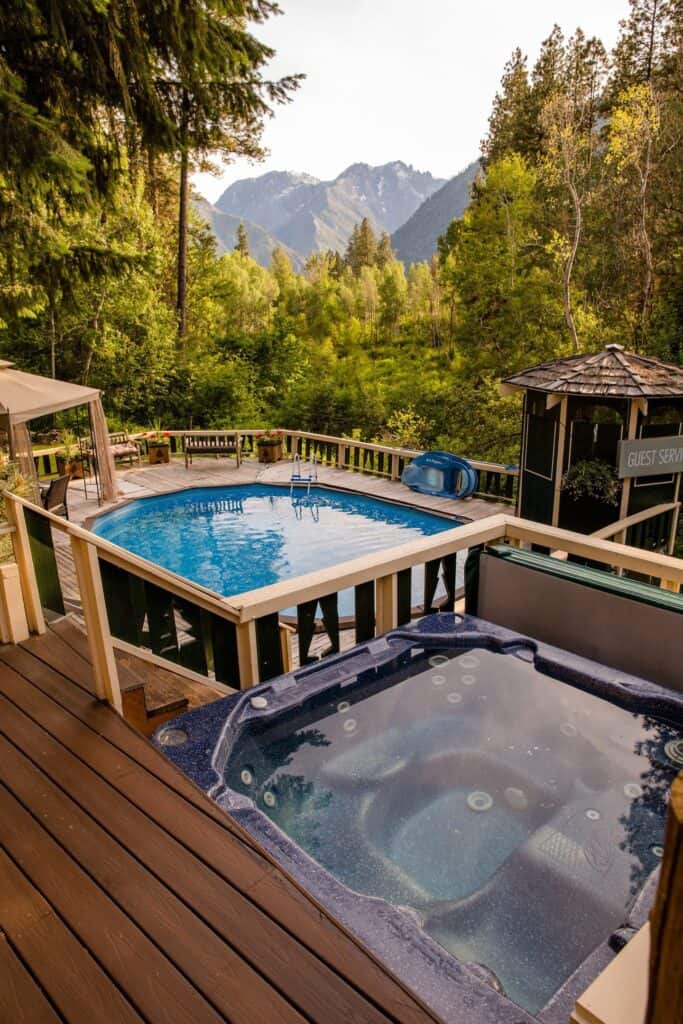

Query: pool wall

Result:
[86,479,467,532]
[154,613,683,1024]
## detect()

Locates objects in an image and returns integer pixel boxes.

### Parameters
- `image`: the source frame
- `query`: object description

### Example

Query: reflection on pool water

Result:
[92,484,460,613]
[222,644,680,1014]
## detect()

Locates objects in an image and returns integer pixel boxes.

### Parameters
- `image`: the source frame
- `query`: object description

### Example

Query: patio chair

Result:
[40,474,70,519]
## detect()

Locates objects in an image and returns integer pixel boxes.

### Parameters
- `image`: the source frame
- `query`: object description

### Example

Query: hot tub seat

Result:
[423,783,660,1014]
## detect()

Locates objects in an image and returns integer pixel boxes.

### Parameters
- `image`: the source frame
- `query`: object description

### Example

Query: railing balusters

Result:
[354,581,375,642]
[255,612,284,681]
[396,568,412,625]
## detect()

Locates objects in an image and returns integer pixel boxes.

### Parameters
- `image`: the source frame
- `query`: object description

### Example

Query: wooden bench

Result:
[183,433,241,468]
[87,431,140,466]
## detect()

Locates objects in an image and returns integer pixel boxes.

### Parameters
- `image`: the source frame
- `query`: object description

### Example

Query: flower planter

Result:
[56,454,85,480]
[148,442,170,465]
[257,442,282,464]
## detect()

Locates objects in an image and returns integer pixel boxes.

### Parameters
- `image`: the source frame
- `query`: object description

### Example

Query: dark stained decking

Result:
[0,622,439,1024]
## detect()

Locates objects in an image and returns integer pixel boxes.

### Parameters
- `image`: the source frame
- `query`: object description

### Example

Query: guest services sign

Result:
[618,435,683,478]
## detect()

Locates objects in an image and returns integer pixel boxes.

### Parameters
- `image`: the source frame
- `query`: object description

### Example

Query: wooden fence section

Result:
[32,427,519,504]
[593,501,681,556]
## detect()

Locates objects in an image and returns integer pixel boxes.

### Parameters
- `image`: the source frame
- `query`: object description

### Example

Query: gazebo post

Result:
[88,397,118,503]
[551,394,568,528]
[618,398,646,522]
[10,421,40,501]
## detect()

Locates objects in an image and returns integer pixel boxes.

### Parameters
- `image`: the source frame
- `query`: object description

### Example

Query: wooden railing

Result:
[7,491,683,716]
[593,502,681,556]
[32,428,519,504]
[3,493,254,714]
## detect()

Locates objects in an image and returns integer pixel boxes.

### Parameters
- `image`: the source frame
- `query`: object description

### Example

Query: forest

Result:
[1,0,682,463]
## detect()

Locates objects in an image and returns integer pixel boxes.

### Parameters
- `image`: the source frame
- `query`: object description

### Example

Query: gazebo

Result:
[501,344,683,536]
[0,361,118,503]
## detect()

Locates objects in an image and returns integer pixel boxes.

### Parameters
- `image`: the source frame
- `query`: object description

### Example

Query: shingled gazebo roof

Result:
[503,345,683,400]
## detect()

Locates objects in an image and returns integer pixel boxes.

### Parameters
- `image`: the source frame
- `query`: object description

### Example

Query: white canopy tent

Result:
[0,361,118,503]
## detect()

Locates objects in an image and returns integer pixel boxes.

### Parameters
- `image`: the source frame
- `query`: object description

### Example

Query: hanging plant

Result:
[562,459,620,506]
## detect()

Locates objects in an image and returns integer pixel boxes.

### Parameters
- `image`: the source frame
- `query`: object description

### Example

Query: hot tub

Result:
[154,614,683,1023]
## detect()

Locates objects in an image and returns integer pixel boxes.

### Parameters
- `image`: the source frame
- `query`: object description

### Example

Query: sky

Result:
[193,0,631,203]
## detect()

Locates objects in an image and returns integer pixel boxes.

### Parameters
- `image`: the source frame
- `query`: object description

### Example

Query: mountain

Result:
[193,198,301,269]
[214,170,320,235]
[213,161,447,260]
[391,160,480,265]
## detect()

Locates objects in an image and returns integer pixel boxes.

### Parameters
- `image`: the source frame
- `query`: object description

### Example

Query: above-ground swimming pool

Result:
[92,484,461,612]
[155,614,683,1024]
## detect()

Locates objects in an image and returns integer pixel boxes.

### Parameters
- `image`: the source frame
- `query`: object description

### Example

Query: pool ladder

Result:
[290,453,318,495]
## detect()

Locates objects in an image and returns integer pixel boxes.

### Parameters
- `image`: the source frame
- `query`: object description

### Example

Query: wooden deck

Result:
[65,454,511,526]
[0,620,440,1024]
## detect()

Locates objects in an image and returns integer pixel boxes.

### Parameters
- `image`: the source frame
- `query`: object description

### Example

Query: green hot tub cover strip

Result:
[483,543,683,615]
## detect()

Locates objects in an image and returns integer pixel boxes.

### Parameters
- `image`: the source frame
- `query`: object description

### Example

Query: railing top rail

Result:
[4,492,242,623]
[506,518,683,583]
[592,502,680,540]
[284,431,518,475]
[228,512,683,622]
[229,516,510,621]
[6,490,683,630]
[28,426,519,477]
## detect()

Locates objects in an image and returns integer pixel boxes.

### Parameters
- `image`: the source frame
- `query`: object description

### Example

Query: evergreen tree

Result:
[345,218,378,275]
[482,49,533,164]
[376,232,394,268]
[611,0,674,90]
[344,223,361,274]
[235,222,251,257]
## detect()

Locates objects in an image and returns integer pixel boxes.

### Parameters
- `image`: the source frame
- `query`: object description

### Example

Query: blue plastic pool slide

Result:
[401,450,478,498]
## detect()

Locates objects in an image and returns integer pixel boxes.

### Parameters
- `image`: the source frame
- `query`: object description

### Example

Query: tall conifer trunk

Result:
[176,147,189,340]
[176,93,190,341]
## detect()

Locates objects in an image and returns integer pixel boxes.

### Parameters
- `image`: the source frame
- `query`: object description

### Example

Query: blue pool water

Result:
[92,484,459,612]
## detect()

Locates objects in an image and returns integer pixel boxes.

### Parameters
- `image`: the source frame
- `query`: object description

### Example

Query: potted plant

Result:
[56,429,85,479]
[255,429,284,463]
[147,422,171,465]
[562,459,620,507]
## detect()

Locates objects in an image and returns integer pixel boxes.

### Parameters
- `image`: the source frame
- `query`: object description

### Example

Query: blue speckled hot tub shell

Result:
[154,614,683,1024]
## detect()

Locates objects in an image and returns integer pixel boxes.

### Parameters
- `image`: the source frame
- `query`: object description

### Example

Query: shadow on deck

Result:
[0,621,439,1024]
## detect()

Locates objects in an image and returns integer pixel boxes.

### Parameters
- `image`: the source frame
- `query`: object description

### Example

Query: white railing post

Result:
[5,497,46,635]
[390,454,400,481]
[0,562,30,643]
[69,536,122,713]
[235,619,259,688]
[375,573,398,634]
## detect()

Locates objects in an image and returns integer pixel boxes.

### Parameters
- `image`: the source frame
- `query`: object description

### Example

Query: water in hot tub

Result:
[224,647,681,1014]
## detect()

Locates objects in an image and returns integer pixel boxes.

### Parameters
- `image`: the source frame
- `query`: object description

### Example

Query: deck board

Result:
[0,627,441,1024]
[0,849,144,1024]
[0,932,64,1024]
[0,737,303,1024]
